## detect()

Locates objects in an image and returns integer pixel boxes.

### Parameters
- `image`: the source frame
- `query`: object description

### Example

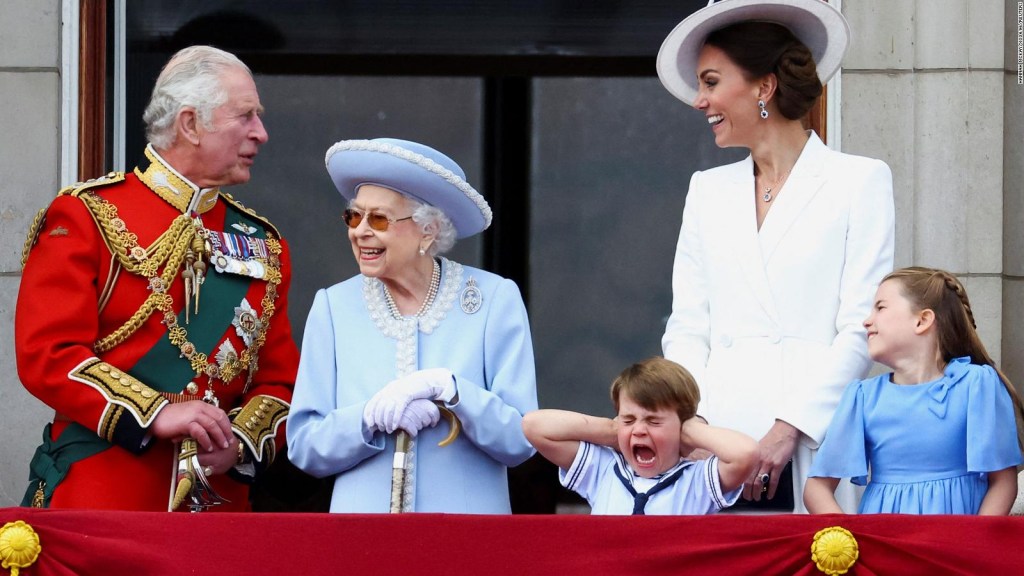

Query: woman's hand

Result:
[364,369,456,433]
[395,399,442,438]
[744,419,799,501]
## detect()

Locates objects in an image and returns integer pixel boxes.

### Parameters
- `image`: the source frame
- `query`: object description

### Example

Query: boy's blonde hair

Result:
[610,357,700,422]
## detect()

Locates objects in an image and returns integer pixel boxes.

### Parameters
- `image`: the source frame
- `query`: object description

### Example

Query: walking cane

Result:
[389,404,461,513]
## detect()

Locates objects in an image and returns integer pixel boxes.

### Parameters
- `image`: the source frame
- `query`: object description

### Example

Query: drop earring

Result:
[418,248,426,256]
[758,99,768,120]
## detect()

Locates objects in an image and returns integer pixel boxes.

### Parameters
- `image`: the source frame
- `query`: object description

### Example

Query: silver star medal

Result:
[232,298,262,347]
[460,277,483,314]
[215,340,238,370]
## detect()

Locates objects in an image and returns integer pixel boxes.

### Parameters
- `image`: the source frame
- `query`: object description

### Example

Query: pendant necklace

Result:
[760,168,791,202]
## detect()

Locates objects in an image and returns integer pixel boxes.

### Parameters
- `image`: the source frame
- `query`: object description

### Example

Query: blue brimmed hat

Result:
[657,0,851,106]
[325,138,492,239]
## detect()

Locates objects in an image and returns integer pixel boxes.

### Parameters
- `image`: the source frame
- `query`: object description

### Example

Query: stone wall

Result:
[0,0,63,507]
[1001,0,1024,389]
[842,0,1012,375]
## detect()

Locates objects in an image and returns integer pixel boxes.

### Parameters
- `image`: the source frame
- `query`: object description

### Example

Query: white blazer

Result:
[662,132,894,508]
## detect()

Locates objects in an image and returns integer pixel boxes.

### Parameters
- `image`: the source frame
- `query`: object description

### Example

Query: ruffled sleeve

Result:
[965,363,1023,472]
[808,379,870,485]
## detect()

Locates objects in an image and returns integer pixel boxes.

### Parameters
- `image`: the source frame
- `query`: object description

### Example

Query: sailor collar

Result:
[135,144,220,214]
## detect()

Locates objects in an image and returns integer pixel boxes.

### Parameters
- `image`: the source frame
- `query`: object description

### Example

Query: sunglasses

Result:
[343,208,413,232]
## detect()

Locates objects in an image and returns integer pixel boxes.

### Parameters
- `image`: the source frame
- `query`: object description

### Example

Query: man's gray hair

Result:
[142,45,251,150]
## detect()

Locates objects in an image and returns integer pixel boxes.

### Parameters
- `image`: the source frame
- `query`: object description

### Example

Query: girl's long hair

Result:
[885,267,1024,450]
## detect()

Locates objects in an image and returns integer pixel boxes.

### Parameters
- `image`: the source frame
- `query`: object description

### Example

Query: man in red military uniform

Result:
[16,45,299,511]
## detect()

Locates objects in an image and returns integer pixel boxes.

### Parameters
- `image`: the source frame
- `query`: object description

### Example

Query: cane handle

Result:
[436,405,461,447]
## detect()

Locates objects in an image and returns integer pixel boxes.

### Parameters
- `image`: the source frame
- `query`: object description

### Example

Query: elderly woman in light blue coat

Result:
[287,138,538,513]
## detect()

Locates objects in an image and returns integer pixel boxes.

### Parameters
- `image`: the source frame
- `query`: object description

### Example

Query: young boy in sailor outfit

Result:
[523,357,758,514]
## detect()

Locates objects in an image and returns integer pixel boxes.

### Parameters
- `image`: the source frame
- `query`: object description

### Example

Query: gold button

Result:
[130,384,142,392]
[186,382,199,394]
[110,370,121,378]
[141,390,154,398]
[119,377,130,385]
[99,365,111,372]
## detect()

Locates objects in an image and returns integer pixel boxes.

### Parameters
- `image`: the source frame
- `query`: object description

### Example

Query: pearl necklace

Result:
[383,258,441,319]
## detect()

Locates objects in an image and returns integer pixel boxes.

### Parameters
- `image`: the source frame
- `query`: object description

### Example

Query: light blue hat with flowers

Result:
[325,138,492,239]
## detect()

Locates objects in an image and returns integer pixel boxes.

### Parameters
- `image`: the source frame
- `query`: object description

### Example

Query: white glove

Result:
[363,368,456,434]
[362,400,384,434]
[394,399,442,438]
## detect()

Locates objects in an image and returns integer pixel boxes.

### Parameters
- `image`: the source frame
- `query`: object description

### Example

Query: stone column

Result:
[0,0,63,507]
[842,0,1007,365]
[1002,0,1024,387]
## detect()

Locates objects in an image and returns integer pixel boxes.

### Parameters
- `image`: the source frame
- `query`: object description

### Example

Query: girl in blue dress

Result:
[804,267,1024,514]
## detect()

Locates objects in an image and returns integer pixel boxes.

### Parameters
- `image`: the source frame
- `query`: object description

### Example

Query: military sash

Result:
[22,424,110,507]
[130,207,267,391]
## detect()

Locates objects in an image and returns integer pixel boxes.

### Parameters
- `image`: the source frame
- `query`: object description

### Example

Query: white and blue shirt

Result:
[560,441,741,515]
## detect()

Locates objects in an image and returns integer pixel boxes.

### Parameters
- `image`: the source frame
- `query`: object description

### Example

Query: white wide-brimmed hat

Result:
[325,138,492,239]
[656,0,850,106]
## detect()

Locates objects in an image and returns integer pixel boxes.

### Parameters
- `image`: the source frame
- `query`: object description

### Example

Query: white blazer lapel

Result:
[718,157,780,323]
[758,133,829,264]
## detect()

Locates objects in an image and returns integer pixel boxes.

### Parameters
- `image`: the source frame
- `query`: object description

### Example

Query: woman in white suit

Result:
[656,0,895,512]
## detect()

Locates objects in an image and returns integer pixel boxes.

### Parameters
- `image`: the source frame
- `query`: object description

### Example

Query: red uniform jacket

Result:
[16,147,299,511]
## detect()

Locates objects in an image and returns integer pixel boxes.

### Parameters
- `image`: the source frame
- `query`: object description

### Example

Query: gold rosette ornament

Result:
[0,520,41,576]
[811,526,858,575]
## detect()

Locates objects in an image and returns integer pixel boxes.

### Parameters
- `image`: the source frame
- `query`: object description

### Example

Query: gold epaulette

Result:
[59,171,126,197]
[21,207,48,270]
[220,193,283,239]
[21,172,127,269]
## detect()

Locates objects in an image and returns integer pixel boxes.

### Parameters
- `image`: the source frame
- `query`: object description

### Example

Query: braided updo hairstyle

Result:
[884,267,1024,448]
[703,21,822,120]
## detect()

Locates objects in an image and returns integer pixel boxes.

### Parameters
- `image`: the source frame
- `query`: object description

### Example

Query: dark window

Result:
[118,0,747,512]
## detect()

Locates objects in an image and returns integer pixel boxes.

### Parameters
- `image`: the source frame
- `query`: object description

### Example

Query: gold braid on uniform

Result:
[20,207,48,270]
[82,191,196,352]
[230,395,290,464]
[22,172,127,270]
[68,357,168,433]
[82,192,285,386]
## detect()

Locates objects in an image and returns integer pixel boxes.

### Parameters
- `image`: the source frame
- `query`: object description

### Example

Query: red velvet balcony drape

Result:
[1,507,1021,575]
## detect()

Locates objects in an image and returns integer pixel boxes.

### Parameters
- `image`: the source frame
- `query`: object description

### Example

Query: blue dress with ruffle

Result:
[809,357,1022,514]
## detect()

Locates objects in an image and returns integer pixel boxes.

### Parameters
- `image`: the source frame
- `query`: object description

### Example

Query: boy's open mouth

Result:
[633,445,656,465]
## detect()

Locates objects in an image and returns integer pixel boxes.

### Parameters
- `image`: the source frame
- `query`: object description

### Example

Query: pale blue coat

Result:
[287,259,538,513]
